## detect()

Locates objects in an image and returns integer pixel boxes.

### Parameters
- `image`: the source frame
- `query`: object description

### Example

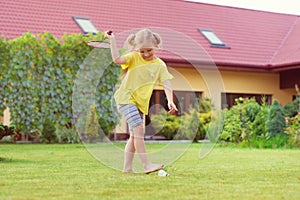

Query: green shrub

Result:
[40,119,57,143]
[175,109,204,142]
[251,102,268,138]
[85,105,101,142]
[263,134,288,148]
[248,134,288,149]
[266,100,286,137]
[220,108,242,142]
[150,111,181,140]
[55,125,80,144]
[284,98,299,117]
[0,135,13,143]
[0,32,119,136]
[220,97,259,143]
[98,116,114,137]
[0,123,16,141]
[199,98,213,113]
[245,100,261,122]
[285,113,300,148]
[151,108,210,141]
[205,111,224,143]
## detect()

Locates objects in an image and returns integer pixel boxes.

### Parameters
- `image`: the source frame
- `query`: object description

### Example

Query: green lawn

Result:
[0,143,299,200]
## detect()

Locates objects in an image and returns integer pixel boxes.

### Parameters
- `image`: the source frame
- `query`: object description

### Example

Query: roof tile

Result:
[1,0,299,69]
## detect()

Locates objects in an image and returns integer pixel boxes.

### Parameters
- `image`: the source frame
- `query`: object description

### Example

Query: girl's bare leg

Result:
[132,124,163,174]
[123,134,135,173]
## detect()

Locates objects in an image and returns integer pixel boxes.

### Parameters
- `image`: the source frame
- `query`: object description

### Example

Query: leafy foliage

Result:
[251,99,268,138]
[150,98,214,142]
[85,105,100,142]
[0,32,120,139]
[0,123,15,141]
[55,125,80,144]
[150,111,181,140]
[284,98,299,117]
[175,109,202,142]
[220,98,259,143]
[40,118,57,143]
[285,113,300,147]
[266,100,286,136]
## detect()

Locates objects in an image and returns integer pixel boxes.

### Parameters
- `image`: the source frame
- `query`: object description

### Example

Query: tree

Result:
[85,105,100,142]
[266,100,286,137]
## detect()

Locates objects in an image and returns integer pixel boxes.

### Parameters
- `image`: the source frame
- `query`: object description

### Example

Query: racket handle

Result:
[107,30,112,35]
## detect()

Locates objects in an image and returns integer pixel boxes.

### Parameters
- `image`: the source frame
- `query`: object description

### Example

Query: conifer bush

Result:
[266,100,286,137]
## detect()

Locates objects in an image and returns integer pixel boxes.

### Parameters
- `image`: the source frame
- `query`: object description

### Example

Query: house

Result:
[1,0,299,129]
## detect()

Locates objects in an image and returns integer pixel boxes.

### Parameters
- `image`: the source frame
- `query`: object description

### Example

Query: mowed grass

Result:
[0,143,299,200]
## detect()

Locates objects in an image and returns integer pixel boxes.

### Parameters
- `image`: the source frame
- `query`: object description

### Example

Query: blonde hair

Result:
[124,28,162,51]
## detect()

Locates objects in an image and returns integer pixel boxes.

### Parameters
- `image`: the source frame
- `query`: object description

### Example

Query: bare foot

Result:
[122,169,134,173]
[144,163,164,174]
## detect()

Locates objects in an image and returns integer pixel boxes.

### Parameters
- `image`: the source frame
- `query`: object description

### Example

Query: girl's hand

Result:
[87,30,113,48]
[87,41,102,48]
[104,30,113,39]
[168,101,178,115]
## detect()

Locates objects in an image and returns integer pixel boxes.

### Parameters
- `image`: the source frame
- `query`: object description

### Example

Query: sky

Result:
[186,0,300,15]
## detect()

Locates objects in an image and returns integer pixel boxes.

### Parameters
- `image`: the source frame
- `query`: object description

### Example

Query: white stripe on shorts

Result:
[118,104,143,131]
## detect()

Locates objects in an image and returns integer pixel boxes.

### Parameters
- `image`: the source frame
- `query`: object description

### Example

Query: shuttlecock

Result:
[158,169,170,176]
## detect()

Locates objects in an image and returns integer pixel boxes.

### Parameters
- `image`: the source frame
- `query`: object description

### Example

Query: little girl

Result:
[91,28,177,174]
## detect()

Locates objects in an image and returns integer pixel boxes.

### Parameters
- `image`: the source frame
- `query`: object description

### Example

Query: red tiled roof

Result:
[1,0,300,71]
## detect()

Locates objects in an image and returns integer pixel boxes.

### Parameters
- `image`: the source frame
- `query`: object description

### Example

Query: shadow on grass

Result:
[0,157,12,163]
[0,157,34,164]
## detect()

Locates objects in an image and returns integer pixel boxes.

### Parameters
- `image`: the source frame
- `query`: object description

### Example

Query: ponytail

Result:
[124,33,136,52]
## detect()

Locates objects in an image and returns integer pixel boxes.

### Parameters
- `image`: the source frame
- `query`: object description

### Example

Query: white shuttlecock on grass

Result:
[158,169,170,176]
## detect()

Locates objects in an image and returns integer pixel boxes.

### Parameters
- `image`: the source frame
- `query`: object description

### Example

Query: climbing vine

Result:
[0,32,120,137]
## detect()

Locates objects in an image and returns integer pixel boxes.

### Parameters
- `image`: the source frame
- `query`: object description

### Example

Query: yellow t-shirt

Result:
[114,51,173,114]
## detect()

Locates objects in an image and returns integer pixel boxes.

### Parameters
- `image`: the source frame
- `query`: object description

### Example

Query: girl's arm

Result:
[163,80,178,114]
[106,32,127,64]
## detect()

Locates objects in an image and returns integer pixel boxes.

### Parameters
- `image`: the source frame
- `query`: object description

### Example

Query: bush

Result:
[0,123,15,141]
[199,98,213,113]
[251,103,268,138]
[220,97,259,143]
[264,134,288,148]
[98,116,114,137]
[175,109,204,142]
[150,111,181,140]
[266,100,286,137]
[285,113,300,148]
[55,125,81,144]
[85,105,101,142]
[249,134,288,149]
[220,108,242,142]
[284,98,299,117]
[40,119,57,143]
[0,32,120,136]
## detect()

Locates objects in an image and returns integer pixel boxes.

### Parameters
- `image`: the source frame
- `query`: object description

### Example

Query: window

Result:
[293,95,299,100]
[199,29,230,48]
[73,17,98,35]
[149,90,202,115]
[221,93,272,109]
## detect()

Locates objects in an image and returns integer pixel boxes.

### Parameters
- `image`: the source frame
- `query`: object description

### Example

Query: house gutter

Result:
[163,58,300,73]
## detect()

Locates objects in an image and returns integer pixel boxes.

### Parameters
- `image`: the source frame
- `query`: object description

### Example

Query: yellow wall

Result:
[2,67,296,128]
[165,66,296,106]
[1,108,11,125]
[220,70,295,105]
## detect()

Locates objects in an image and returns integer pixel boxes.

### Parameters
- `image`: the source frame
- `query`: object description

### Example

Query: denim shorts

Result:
[118,104,143,131]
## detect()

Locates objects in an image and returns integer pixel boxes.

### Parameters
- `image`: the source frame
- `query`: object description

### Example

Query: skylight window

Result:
[73,17,98,35]
[199,29,230,48]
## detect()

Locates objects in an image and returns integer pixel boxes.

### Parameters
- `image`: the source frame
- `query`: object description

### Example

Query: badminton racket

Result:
[87,30,112,48]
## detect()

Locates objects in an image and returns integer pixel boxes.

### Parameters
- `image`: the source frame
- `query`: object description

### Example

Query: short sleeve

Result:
[120,52,135,69]
[159,64,173,84]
